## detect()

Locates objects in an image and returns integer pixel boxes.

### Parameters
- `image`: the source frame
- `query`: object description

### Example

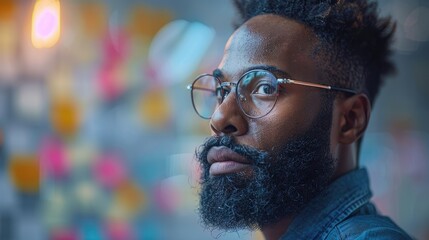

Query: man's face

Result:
[197,15,336,230]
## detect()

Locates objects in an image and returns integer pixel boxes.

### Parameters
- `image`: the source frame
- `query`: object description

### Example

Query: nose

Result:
[210,91,248,136]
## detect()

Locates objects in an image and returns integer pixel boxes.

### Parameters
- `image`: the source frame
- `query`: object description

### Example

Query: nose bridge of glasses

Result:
[219,81,249,103]
[220,81,237,89]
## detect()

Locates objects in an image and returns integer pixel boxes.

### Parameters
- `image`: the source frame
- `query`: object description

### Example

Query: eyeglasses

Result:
[187,69,357,119]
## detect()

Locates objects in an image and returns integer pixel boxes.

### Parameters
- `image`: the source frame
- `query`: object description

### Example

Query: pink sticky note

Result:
[106,221,133,240]
[154,181,180,214]
[93,153,127,189]
[51,228,79,240]
[39,138,69,179]
[102,30,128,65]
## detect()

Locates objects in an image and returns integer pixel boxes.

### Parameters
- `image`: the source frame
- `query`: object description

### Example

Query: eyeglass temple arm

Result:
[187,85,217,93]
[278,79,357,95]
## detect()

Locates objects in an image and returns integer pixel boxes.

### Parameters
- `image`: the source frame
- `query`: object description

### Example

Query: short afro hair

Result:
[233,0,396,105]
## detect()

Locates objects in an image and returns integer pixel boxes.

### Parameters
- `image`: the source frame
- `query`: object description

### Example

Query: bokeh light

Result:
[0,0,16,21]
[138,88,171,128]
[40,137,69,179]
[31,0,61,49]
[148,20,215,85]
[50,97,80,138]
[93,153,127,189]
[8,154,40,193]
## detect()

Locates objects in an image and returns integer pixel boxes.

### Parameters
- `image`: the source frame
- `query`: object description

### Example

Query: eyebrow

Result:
[212,69,224,79]
[212,65,293,81]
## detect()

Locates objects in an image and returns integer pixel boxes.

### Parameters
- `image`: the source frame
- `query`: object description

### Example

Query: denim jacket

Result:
[279,168,413,240]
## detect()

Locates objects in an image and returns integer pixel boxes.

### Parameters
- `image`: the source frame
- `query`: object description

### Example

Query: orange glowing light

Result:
[31,0,61,48]
[0,0,16,21]
[9,155,41,193]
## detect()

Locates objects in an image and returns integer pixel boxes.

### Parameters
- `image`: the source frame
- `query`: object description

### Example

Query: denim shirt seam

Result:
[323,225,344,240]
[318,190,372,239]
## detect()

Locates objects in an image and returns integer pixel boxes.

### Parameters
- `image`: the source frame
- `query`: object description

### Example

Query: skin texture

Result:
[213,15,323,152]
[207,14,371,240]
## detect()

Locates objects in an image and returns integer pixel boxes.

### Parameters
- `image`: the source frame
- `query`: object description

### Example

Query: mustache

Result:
[196,135,269,167]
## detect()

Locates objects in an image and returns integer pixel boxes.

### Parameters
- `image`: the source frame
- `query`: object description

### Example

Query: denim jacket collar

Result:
[280,168,372,240]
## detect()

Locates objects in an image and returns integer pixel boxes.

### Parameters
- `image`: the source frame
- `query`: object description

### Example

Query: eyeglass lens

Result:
[191,75,220,119]
[191,70,279,119]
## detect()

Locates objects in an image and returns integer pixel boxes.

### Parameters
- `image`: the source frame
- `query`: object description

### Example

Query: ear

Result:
[337,94,371,144]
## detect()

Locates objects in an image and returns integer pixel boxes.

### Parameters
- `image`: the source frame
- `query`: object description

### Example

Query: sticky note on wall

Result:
[8,154,41,193]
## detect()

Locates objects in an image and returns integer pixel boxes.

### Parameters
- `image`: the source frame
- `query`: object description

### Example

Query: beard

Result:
[196,102,336,231]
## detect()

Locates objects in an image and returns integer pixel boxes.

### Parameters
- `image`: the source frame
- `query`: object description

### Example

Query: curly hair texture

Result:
[233,0,396,104]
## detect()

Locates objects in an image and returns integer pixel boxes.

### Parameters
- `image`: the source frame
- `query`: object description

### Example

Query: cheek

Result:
[246,112,301,152]
[248,97,322,151]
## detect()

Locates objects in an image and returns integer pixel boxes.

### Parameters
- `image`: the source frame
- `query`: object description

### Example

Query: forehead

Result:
[219,14,319,80]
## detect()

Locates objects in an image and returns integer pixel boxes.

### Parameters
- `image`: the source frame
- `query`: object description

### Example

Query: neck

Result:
[333,143,358,179]
[261,216,295,240]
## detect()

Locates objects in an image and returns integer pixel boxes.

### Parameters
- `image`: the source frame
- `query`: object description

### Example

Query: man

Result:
[188,0,413,239]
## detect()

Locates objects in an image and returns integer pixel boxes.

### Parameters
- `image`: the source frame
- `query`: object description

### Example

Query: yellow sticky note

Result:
[50,98,80,137]
[138,89,171,128]
[114,180,145,216]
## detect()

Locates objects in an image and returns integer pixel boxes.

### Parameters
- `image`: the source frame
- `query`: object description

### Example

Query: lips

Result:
[207,146,252,176]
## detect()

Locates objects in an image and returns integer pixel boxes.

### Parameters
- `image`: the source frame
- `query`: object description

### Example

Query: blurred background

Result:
[0,0,428,239]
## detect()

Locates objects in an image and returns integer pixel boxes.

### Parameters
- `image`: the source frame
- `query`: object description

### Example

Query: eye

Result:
[252,83,276,95]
